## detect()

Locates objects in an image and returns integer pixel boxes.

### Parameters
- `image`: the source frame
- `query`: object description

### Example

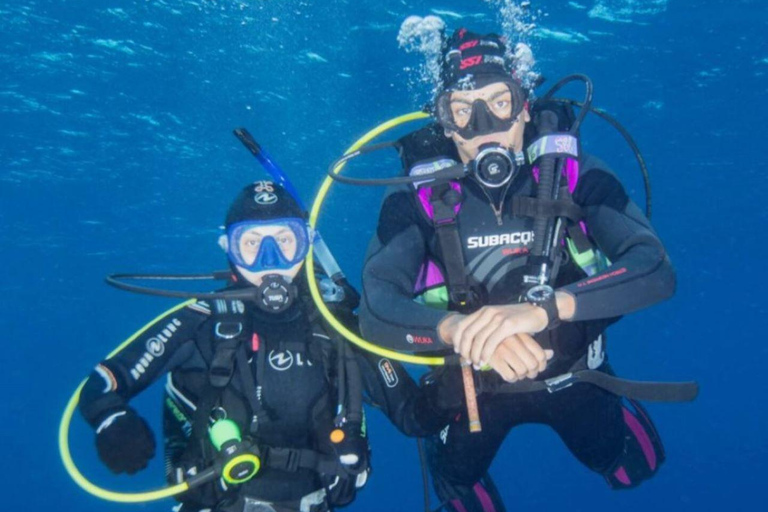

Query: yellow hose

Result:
[61,112,444,504]
[59,300,197,502]
[306,111,448,366]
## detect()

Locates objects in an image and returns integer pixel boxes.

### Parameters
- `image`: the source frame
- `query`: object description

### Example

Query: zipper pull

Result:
[493,206,503,226]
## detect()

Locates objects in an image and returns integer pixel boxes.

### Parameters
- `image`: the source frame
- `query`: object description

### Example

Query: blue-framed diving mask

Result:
[226,218,311,273]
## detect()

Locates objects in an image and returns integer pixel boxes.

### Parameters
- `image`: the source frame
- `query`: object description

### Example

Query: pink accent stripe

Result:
[417,187,434,218]
[414,262,427,293]
[623,407,657,470]
[531,159,579,193]
[565,158,579,193]
[451,499,469,512]
[473,482,497,512]
[614,466,631,485]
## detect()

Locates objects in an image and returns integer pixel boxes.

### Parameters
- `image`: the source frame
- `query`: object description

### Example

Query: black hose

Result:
[530,110,560,259]
[417,438,432,512]
[104,272,260,300]
[343,340,364,424]
[326,141,400,185]
[539,74,593,134]
[548,98,652,219]
[335,338,348,425]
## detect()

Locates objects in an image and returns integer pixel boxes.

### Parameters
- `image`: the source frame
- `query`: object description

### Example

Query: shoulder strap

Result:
[427,182,482,312]
[193,300,272,441]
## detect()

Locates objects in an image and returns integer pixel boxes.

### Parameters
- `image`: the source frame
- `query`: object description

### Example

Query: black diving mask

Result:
[436,79,526,140]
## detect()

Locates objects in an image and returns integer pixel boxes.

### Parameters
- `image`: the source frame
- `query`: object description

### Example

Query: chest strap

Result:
[263,446,345,476]
[510,195,583,223]
[427,182,480,312]
[197,300,271,440]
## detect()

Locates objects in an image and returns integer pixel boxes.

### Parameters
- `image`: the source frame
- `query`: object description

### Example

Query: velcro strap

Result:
[511,197,583,222]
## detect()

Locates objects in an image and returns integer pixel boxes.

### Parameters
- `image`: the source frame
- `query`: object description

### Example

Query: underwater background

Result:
[1,0,765,510]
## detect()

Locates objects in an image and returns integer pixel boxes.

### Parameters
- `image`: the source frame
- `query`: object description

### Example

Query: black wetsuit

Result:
[359,130,675,510]
[79,288,436,512]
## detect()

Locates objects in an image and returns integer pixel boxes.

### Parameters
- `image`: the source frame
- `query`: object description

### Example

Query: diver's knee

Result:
[604,399,666,490]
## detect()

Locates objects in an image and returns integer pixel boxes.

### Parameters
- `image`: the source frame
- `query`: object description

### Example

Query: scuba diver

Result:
[77,180,442,512]
[357,28,680,511]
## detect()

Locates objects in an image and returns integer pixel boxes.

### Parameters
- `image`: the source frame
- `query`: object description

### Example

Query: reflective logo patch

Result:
[378,359,399,388]
[268,350,294,371]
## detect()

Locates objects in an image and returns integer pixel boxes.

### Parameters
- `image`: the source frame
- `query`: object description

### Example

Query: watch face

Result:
[527,284,554,303]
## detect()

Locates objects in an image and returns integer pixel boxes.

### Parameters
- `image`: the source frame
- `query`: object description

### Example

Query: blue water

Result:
[1,0,765,510]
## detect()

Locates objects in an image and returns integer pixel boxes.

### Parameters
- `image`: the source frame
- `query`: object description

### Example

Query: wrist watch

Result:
[525,284,560,330]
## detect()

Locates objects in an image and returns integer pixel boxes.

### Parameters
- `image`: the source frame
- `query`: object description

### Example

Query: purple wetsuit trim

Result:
[415,260,447,294]
[417,182,462,221]
[451,499,469,512]
[623,407,657,470]
[614,466,631,485]
[474,482,497,512]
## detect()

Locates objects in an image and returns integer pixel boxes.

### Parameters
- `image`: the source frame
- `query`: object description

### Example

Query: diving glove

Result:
[95,407,156,474]
[326,421,369,507]
[335,421,369,474]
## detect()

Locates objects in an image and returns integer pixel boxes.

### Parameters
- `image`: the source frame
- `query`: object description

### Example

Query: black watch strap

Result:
[538,294,561,330]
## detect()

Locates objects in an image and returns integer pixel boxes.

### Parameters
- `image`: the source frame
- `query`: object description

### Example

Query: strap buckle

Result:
[545,372,576,393]
[267,447,301,472]
[214,321,243,340]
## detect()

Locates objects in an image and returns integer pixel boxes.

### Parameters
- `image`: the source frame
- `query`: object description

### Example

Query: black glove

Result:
[334,421,369,475]
[326,421,370,507]
[95,408,156,474]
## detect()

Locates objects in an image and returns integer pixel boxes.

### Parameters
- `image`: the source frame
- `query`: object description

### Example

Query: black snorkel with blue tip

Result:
[234,128,359,311]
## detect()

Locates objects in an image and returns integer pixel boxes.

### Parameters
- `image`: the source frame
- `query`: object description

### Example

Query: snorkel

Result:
[60,131,362,504]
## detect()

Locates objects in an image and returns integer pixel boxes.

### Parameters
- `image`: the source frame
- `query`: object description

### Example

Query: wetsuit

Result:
[359,126,674,511]
[80,286,434,512]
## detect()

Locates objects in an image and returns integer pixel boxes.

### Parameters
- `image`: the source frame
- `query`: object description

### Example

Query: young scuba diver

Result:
[77,181,440,512]
[358,29,676,511]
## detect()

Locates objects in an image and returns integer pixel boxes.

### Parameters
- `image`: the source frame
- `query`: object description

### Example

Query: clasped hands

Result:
[438,302,553,383]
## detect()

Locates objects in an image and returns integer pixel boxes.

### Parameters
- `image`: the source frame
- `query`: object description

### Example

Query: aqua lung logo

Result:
[146,337,165,357]
[268,350,314,371]
[269,350,294,371]
[467,231,534,249]
[253,181,277,205]
[131,318,182,380]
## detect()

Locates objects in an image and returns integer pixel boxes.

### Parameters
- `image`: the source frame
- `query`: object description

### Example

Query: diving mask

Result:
[436,79,526,140]
[226,218,311,273]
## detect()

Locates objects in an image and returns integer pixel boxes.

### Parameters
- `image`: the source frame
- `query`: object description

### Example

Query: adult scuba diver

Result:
[345,28,696,511]
[73,178,445,512]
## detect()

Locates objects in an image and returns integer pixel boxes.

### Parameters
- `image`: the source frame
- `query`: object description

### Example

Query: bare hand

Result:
[486,334,553,382]
[450,304,549,366]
